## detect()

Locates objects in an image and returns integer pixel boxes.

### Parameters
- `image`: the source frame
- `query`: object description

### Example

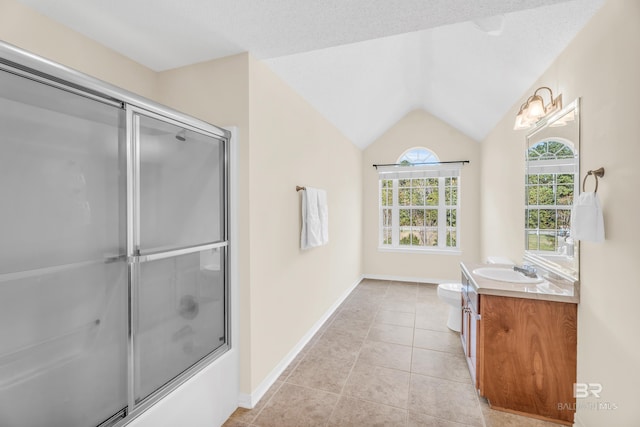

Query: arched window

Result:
[525,139,577,253]
[527,139,575,161]
[397,147,439,165]
[378,147,461,252]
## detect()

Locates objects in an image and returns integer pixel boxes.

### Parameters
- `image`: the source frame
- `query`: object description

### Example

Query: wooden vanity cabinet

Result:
[461,270,578,425]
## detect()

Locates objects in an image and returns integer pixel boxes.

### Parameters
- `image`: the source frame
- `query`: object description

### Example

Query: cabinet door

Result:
[461,296,478,387]
[469,306,479,389]
[480,295,577,423]
[461,298,470,355]
[460,272,470,355]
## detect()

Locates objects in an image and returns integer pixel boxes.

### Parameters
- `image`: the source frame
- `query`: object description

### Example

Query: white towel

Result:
[301,187,329,249]
[570,192,605,242]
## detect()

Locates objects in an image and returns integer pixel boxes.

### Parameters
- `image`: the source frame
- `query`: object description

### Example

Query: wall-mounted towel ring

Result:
[582,167,605,193]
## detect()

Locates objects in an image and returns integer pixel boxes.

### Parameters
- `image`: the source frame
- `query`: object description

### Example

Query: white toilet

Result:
[437,283,463,332]
[437,257,515,332]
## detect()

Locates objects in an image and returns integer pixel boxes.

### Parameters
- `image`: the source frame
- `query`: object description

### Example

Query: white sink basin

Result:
[472,267,544,284]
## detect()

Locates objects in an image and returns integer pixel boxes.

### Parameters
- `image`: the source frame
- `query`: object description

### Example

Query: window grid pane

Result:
[382,209,392,227]
[425,185,438,206]
[411,188,425,206]
[426,229,438,246]
[525,169,576,253]
[425,209,438,227]
[379,178,457,249]
[446,209,457,227]
[446,230,457,247]
[445,177,458,206]
[398,188,410,206]
[383,228,392,245]
[378,148,460,251]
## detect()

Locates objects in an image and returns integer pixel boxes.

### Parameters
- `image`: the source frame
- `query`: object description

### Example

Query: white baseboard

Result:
[363,273,458,284]
[237,389,253,409]
[237,275,363,409]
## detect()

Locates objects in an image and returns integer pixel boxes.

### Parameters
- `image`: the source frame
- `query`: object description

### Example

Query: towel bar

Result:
[582,167,605,193]
[296,186,306,192]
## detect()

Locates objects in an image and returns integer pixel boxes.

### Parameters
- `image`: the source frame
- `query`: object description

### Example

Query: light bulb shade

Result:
[514,110,528,130]
[513,87,563,131]
[526,95,545,119]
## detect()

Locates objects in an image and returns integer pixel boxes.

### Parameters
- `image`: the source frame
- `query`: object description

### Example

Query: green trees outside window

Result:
[525,140,576,252]
[378,148,460,251]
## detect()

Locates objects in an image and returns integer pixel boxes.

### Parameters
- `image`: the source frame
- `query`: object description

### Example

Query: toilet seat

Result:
[438,282,462,296]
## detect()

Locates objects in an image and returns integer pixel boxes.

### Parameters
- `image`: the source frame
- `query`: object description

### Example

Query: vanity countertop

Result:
[461,262,579,304]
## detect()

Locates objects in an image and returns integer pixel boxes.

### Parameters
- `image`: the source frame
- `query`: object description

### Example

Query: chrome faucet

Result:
[513,264,537,278]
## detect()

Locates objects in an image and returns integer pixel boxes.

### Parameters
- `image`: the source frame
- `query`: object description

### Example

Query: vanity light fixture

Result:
[513,86,563,130]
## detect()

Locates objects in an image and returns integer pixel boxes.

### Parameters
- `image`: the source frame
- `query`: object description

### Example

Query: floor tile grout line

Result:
[336,280,388,396]
[325,280,391,426]
[409,370,475,385]
[336,393,412,412]
[412,343,466,356]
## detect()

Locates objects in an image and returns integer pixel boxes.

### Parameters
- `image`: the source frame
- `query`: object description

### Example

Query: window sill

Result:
[377,246,462,256]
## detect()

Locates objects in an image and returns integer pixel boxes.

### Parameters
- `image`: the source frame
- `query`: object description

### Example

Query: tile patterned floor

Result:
[224,279,562,427]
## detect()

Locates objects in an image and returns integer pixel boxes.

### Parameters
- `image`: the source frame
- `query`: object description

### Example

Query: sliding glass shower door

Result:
[129,110,227,403]
[0,55,229,426]
[0,68,128,427]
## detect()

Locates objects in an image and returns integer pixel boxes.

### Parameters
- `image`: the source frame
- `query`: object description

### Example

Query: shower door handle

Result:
[134,241,228,263]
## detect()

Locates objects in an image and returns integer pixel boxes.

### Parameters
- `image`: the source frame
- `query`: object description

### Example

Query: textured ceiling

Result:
[264,1,604,146]
[15,0,604,148]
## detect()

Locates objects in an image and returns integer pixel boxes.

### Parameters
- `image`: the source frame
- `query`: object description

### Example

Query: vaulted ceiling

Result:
[16,0,604,148]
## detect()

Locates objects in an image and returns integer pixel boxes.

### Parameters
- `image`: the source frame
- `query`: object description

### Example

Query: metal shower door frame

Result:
[122,104,231,422]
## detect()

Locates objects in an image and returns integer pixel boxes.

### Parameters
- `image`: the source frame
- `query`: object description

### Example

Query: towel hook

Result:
[582,167,605,193]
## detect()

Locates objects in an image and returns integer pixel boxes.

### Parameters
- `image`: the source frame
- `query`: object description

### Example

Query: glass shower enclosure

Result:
[0,43,230,427]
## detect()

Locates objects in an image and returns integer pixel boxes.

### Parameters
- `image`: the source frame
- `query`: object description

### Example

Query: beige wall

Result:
[0,0,157,98]
[247,57,362,391]
[481,1,640,425]
[363,109,481,282]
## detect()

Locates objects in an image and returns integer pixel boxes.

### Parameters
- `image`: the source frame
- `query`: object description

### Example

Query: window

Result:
[525,139,577,253]
[379,148,460,252]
